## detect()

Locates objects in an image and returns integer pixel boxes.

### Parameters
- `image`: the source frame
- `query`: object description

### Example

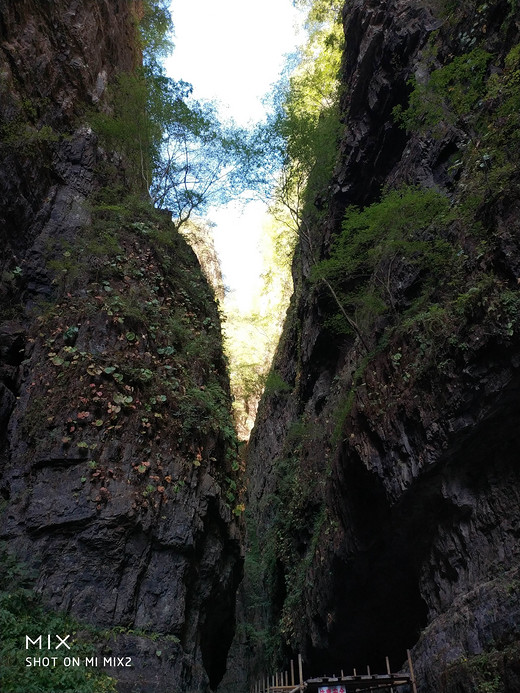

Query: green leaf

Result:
[113,393,125,404]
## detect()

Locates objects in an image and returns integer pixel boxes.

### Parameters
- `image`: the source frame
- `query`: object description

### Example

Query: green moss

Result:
[240,515,284,666]
[263,370,292,396]
[178,382,236,442]
[444,642,520,693]
[0,546,116,693]
[394,41,520,203]
[246,408,332,662]
[0,122,59,152]
[0,93,60,156]
[312,185,454,337]
[393,48,492,134]
[279,505,328,645]
[20,395,48,442]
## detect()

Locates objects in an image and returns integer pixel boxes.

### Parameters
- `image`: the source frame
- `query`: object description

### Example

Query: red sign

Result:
[318,687,346,693]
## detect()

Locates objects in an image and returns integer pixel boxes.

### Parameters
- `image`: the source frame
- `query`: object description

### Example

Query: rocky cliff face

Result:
[234,1,520,692]
[0,3,242,692]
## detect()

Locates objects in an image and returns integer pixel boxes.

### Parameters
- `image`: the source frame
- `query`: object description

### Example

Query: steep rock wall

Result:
[237,1,520,692]
[0,3,242,692]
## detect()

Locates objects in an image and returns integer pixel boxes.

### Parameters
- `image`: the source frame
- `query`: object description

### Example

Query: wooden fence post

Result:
[386,656,396,693]
[407,649,418,693]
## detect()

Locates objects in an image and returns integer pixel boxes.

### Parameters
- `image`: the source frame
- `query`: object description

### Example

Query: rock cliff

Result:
[0,2,242,692]
[232,1,520,692]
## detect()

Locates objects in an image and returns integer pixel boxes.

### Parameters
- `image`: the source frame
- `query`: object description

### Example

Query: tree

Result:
[263,0,376,348]
[92,1,265,228]
[149,83,261,227]
[267,0,343,235]
[139,0,174,67]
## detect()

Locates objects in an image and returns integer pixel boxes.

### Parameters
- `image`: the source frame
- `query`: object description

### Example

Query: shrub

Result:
[312,186,454,335]
[0,546,115,693]
[393,47,492,134]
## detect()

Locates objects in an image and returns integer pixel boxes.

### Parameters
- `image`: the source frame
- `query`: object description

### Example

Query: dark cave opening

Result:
[305,553,428,677]
[303,448,430,677]
[198,499,244,691]
[302,371,520,680]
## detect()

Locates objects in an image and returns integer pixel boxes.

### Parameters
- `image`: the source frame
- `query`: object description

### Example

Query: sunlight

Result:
[209,199,266,312]
[166,0,303,126]
[166,0,303,306]
[166,0,304,437]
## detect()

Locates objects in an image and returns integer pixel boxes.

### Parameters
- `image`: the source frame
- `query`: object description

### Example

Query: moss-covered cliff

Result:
[0,3,242,692]
[233,2,520,692]
[3,1,520,692]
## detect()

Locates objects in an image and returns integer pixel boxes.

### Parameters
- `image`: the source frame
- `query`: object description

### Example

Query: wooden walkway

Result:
[252,651,418,693]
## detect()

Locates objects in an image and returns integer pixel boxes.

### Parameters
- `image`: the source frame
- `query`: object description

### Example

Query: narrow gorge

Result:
[1,1,520,693]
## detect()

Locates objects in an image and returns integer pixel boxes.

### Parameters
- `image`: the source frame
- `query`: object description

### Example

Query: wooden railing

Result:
[251,654,304,693]
[251,650,418,693]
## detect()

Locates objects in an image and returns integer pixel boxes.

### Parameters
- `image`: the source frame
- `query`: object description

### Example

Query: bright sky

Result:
[165,0,303,309]
[166,0,302,125]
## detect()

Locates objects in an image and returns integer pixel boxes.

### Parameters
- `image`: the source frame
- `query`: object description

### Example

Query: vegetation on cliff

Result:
[3,0,520,690]
[262,0,343,263]
[238,1,520,688]
[0,546,116,693]
[0,2,244,691]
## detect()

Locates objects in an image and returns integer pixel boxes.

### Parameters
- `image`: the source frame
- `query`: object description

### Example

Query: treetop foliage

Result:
[92,1,264,228]
[266,0,344,234]
[293,0,343,26]
[139,0,174,66]
[311,186,453,335]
